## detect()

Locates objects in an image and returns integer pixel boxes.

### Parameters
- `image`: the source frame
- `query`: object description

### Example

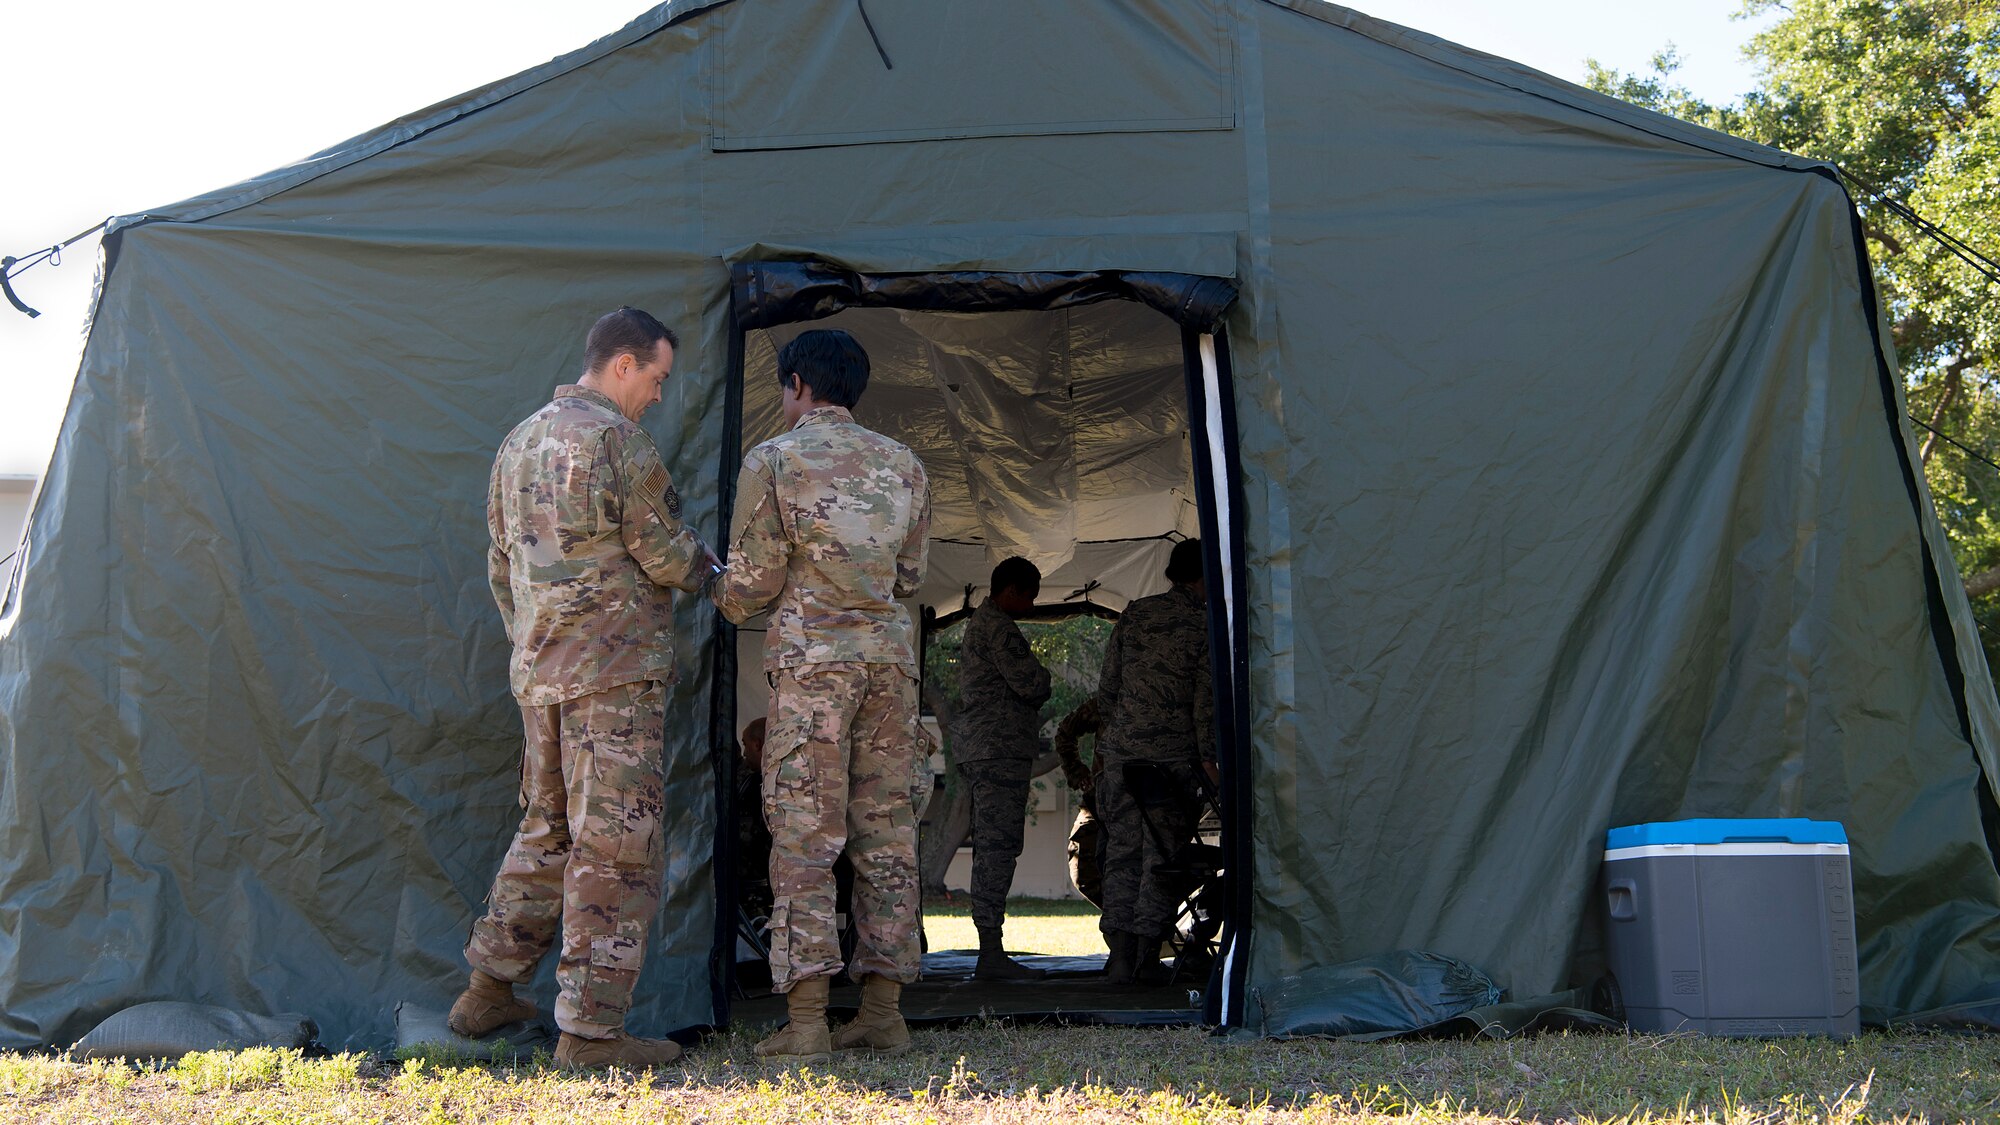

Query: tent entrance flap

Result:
[713,266,1248,1026]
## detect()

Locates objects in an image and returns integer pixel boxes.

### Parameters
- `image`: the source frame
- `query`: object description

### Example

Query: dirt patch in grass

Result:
[5,1026,1999,1123]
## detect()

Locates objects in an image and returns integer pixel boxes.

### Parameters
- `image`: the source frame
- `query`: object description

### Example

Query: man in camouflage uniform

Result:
[713,328,930,1060]
[951,556,1052,980]
[1094,539,1216,984]
[448,307,720,1069]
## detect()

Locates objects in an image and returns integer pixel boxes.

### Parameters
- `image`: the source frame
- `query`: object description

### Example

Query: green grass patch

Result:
[925,895,1106,956]
[0,1028,1995,1122]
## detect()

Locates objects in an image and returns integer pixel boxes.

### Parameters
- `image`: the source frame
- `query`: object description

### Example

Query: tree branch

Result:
[1865,223,1905,256]
[1920,355,1975,465]
[1966,564,2000,601]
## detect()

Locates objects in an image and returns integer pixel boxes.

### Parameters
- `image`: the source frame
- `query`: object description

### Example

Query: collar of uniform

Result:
[792,405,855,430]
[1171,581,1204,607]
[555,383,623,416]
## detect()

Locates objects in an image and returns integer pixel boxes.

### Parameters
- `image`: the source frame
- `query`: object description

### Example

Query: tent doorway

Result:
[711,267,1250,1028]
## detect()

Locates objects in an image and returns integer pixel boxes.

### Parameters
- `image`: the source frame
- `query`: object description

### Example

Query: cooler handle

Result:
[1607,879,1638,922]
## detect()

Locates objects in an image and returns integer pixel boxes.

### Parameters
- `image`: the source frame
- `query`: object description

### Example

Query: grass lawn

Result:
[5,1026,1999,1123]
[925,895,1106,956]
[13,911,1996,1122]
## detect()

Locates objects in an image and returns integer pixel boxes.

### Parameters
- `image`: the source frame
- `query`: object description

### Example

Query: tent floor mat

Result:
[731,950,1204,1028]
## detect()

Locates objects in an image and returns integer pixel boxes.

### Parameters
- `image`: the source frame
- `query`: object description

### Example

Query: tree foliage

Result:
[1588,0,2000,661]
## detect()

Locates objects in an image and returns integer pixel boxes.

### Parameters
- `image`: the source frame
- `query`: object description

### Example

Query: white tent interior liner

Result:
[731,300,1203,722]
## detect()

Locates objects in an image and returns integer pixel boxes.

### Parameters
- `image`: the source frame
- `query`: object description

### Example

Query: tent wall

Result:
[0,0,1258,1049]
[1,0,1998,1049]
[1238,0,2000,1015]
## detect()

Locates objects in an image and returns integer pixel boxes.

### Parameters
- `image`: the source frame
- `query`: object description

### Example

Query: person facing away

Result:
[449,307,722,1070]
[1093,538,1216,985]
[734,717,773,924]
[712,327,932,1060]
[951,556,1054,980]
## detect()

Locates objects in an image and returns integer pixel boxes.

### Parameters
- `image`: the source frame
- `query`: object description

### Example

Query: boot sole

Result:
[836,1041,913,1057]
[756,1051,833,1064]
[556,1042,683,1069]
[447,1007,538,1039]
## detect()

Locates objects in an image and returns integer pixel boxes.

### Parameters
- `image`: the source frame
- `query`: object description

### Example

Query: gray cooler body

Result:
[1601,819,1858,1037]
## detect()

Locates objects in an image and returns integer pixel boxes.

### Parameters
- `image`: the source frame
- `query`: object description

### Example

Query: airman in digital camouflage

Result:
[1094,539,1216,985]
[1053,694,1105,911]
[951,556,1052,980]
[713,328,930,1060]
[449,307,720,1070]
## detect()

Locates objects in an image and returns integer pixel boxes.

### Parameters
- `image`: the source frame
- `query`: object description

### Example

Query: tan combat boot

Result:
[754,976,832,1061]
[555,1031,682,1069]
[832,974,912,1056]
[445,969,537,1038]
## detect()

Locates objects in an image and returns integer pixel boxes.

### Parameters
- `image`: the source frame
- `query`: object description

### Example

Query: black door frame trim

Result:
[709,265,1251,1026]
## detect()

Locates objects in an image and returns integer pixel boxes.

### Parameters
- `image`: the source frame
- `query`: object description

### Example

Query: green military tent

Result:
[5,0,2000,1049]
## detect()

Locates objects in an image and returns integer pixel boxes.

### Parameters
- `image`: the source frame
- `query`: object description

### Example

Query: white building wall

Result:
[0,476,32,588]
[942,770,1083,901]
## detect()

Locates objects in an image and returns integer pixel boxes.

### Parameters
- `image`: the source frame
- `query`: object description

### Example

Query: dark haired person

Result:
[449,308,721,1068]
[1093,539,1215,984]
[951,556,1054,980]
[713,328,932,1059]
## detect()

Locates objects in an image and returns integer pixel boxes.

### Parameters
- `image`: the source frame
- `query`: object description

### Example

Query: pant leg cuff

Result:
[556,1019,623,1040]
[465,951,532,985]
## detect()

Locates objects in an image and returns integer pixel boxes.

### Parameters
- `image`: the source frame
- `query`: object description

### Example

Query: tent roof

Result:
[112,0,1830,240]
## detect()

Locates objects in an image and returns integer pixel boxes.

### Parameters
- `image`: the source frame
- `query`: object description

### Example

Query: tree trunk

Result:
[918,780,973,898]
[1920,356,1974,465]
[1967,565,2000,602]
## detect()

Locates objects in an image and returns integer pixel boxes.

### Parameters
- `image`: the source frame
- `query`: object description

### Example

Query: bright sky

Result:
[0,0,1776,478]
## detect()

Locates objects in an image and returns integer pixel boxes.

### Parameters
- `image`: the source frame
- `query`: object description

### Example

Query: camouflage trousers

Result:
[1095,754,1202,938]
[1066,790,1103,909]
[764,661,923,993]
[465,680,665,1039]
[959,758,1034,930]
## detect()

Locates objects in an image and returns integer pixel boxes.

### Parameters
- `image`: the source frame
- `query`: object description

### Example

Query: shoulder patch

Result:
[637,462,682,526]
[640,463,670,504]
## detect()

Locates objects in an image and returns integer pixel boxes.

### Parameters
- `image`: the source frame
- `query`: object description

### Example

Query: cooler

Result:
[1601,818,1858,1037]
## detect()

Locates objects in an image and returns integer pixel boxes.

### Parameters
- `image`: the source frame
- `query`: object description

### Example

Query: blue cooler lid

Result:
[1606,818,1846,850]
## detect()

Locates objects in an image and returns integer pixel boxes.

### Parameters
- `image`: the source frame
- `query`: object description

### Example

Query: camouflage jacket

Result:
[950,598,1052,763]
[713,406,930,671]
[488,384,713,705]
[1053,694,1102,791]
[1096,583,1216,764]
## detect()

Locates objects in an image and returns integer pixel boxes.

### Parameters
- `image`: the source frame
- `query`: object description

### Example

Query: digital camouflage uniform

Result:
[466,383,713,1040]
[950,598,1052,930]
[1053,695,1105,907]
[713,405,930,993]
[1094,583,1215,940]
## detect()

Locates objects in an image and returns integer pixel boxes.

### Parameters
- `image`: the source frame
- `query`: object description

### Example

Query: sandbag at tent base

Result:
[68,1002,318,1061]
[393,1003,557,1063]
